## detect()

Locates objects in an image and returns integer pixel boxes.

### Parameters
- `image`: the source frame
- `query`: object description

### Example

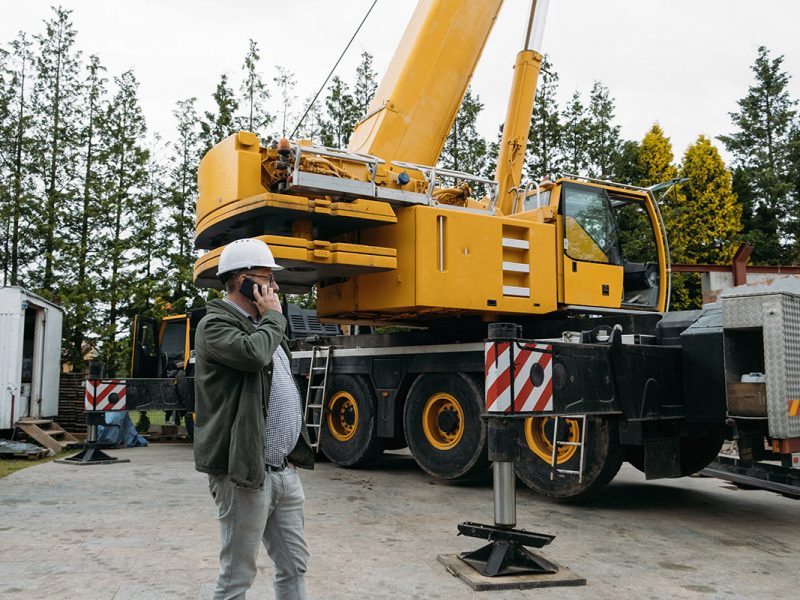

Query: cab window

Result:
[562,184,621,265]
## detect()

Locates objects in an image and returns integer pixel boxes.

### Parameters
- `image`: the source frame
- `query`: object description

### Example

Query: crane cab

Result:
[513,177,668,313]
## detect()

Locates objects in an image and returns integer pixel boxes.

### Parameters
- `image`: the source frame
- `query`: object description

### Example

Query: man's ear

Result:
[228,272,242,294]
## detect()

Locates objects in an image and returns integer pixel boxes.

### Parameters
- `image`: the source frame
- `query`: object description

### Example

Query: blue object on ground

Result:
[97,412,149,447]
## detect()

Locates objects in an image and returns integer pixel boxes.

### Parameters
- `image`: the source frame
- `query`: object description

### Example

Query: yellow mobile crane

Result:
[193,0,669,320]
[185,0,679,497]
[115,0,800,499]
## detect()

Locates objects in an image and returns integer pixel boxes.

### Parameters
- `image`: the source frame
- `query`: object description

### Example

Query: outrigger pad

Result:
[460,541,557,577]
[438,554,587,591]
[456,521,560,578]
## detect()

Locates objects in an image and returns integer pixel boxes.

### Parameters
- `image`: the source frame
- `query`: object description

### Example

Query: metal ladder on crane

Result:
[549,415,588,482]
[304,346,333,451]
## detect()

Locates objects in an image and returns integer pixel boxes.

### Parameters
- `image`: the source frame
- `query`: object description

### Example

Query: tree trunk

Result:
[71,85,96,370]
[10,56,28,286]
[43,35,64,291]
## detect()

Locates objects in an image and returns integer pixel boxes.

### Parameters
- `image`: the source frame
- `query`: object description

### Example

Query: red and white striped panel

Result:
[84,379,127,411]
[485,342,553,413]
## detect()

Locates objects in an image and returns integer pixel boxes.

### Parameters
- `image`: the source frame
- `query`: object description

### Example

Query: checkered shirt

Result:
[222,298,302,467]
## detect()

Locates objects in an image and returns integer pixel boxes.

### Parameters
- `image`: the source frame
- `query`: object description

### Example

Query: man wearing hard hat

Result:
[193,238,314,600]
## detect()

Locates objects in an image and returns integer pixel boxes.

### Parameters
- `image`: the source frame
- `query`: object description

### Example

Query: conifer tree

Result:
[201,73,239,154]
[440,87,487,176]
[96,70,150,375]
[585,82,621,178]
[293,93,326,143]
[273,66,297,138]
[612,140,641,185]
[0,33,35,286]
[321,75,356,148]
[719,46,797,264]
[130,133,166,320]
[0,46,8,281]
[637,123,678,187]
[33,6,82,293]
[239,39,272,138]
[525,56,561,180]
[675,135,742,264]
[352,51,378,118]
[560,91,590,175]
[62,55,107,369]
[667,136,743,309]
[163,97,203,313]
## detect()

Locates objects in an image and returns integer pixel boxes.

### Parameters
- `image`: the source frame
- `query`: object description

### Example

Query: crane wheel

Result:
[516,415,623,499]
[625,436,725,476]
[320,375,385,467]
[404,373,489,480]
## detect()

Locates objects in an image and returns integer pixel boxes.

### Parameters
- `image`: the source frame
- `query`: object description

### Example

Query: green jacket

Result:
[193,299,314,489]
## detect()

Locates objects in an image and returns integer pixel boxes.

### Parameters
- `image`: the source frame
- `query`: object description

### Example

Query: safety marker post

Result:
[438,323,586,590]
[58,362,130,466]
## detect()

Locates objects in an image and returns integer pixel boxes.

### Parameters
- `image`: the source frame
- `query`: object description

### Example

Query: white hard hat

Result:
[216,238,283,277]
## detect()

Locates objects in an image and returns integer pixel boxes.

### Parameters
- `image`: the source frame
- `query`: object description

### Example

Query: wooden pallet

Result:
[0,448,49,461]
[16,418,80,454]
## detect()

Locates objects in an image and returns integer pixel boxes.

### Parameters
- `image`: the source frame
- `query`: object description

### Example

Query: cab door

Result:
[131,315,159,377]
[559,183,624,309]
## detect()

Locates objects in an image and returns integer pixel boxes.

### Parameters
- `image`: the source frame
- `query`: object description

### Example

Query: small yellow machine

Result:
[192,0,670,322]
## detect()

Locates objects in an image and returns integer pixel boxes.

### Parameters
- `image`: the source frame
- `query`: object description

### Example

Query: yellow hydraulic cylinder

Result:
[495,49,543,216]
[347,0,504,167]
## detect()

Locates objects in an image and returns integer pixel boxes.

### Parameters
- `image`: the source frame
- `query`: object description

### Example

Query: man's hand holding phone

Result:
[251,279,282,315]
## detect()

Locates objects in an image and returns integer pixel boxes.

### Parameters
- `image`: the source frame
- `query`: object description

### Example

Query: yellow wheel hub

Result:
[422,393,464,450]
[524,417,580,464]
[327,391,358,442]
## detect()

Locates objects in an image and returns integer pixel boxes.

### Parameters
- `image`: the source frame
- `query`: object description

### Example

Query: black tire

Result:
[320,374,384,467]
[403,373,489,481]
[183,412,194,442]
[626,436,725,476]
[516,416,623,499]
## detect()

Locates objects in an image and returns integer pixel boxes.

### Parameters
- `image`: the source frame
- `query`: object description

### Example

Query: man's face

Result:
[238,268,278,294]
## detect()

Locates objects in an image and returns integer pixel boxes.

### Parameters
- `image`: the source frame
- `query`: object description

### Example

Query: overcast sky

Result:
[3,0,799,168]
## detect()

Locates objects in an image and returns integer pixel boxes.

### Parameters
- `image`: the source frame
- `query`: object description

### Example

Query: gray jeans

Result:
[208,468,308,600]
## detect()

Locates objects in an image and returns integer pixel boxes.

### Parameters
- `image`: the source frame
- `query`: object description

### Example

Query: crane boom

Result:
[347,0,504,167]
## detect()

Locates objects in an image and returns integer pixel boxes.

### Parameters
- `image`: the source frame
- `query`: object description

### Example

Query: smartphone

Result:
[240,277,260,302]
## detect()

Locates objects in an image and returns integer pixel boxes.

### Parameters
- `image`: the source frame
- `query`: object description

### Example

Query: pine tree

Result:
[61,54,107,370]
[239,39,272,138]
[585,82,622,178]
[637,124,678,187]
[666,136,742,309]
[163,97,203,313]
[201,73,239,154]
[293,93,326,143]
[32,6,82,293]
[719,46,797,264]
[96,70,150,375]
[525,55,561,180]
[320,75,356,148]
[129,133,166,320]
[0,33,36,286]
[439,87,487,176]
[273,66,297,138]
[352,51,378,118]
[560,91,590,175]
[785,125,800,261]
[612,140,641,185]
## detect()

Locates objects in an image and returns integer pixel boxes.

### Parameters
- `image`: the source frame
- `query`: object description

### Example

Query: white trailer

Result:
[0,287,63,431]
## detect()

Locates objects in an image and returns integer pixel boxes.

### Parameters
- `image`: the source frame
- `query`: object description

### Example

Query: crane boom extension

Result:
[348,0,504,167]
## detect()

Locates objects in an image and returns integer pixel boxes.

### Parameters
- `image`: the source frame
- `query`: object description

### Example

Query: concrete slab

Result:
[437,554,586,590]
[0,444,799,599]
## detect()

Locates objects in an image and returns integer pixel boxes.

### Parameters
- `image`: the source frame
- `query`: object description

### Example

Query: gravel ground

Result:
[0,443,798,599]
